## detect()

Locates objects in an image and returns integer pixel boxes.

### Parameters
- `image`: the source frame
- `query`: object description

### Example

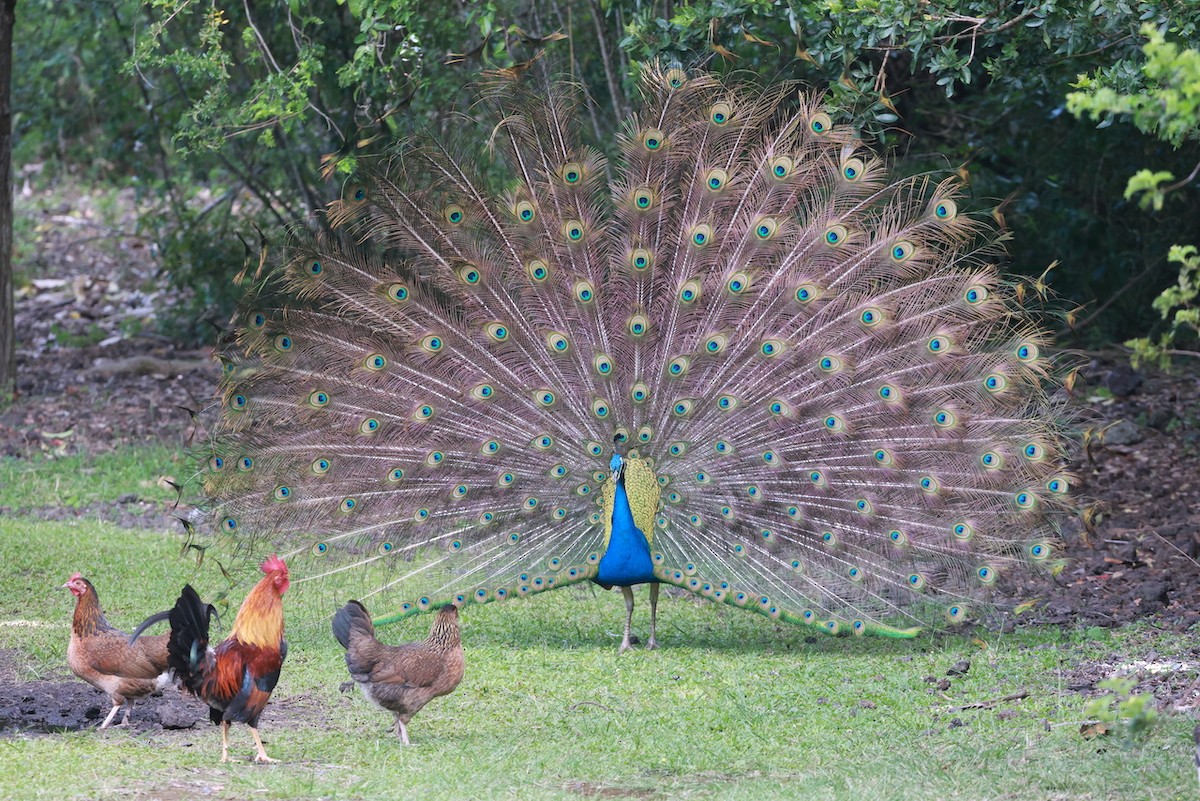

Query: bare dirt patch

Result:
[0,678,336,740]
[1015,356,1200,633]
[0,680,205,734]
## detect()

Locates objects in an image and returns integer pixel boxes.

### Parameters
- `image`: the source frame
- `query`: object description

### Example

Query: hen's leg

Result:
[397,718,411,746]
[99,700,121,729]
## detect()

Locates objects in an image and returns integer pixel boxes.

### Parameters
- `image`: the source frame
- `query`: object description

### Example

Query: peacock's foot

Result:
[645,637,658,651]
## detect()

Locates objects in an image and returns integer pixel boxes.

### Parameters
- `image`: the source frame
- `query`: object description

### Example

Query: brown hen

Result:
[332,601,464,745]
[64,573,172,729]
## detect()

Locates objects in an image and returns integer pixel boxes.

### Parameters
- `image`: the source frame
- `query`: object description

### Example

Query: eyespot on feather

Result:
[562,220,586,243]
[710,102,732,126]
[704,168,729,192]
[641,128,665,151]
[933,198,958,221]
[768,156,794,180]
[841,157,865,181]
[513,200,536,223]
[560,162,585,184]
[632,186,656,210]
[629,248,652,271]
[526,259,549,283]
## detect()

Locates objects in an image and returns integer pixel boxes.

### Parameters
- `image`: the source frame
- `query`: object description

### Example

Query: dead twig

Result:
[946,691,1030,712]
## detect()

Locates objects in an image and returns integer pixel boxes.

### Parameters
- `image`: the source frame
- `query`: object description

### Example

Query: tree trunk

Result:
[0,0,15,396]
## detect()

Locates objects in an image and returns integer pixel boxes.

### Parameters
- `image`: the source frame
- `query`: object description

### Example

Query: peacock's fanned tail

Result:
[204,66,1074,637]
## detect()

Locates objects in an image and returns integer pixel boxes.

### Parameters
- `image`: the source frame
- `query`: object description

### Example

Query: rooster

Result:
[131,555,289,762]
[64,573,173,729]
[332,600,464,745]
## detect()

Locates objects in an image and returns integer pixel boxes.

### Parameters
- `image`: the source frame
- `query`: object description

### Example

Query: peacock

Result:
[200,64,1074,650]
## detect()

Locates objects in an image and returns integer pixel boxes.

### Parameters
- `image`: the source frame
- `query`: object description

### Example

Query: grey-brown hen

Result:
[332,601,464,745]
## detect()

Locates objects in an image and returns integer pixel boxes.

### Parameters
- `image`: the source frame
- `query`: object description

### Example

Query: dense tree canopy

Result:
[9,0,1200,353]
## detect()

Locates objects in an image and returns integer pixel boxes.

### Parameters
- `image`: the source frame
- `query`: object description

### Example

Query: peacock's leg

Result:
[646,583,659,650]
[619,585,636,653]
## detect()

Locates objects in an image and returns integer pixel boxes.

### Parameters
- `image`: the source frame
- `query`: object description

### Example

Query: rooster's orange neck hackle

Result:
[230,555,289,648]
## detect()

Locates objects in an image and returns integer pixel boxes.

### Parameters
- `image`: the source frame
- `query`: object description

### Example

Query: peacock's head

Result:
[610,433,629,479]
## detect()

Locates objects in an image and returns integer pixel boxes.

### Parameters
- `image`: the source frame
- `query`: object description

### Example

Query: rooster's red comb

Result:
[261,554,288,575]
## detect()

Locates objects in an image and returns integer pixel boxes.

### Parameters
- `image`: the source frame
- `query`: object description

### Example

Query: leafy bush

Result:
[1069,25,1200,365]
[11,1,1200,346]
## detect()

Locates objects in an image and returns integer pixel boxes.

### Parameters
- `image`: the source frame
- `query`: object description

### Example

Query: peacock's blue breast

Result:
[596,481,658,586]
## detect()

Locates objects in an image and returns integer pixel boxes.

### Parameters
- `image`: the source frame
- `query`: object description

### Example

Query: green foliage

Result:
[10,1,148,173]
[1126,244,1200,367]
[622,1,1192,124]
[1083,676,1159,741]
[9,1,601,339]
[1068,25,1200,148]
[11,1,1200,346]
[1067,24,1200,365]
[47,321,107,349]
[1123,168,1182,212]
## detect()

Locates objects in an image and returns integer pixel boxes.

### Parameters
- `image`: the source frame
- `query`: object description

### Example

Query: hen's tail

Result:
[332,600,374,649]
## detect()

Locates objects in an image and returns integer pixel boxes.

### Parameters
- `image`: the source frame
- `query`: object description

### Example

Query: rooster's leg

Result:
[646,583,660,651]
[250,726,278,763]
[98,701,121,730]
[618,586,636,653]
[220,721,231,763]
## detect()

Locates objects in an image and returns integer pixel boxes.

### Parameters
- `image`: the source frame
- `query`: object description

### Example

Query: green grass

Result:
[0,444,185,508]
[0,515,1196,801]
[0,448,1196,800]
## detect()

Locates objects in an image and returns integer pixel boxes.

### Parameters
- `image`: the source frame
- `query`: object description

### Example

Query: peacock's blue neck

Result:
[596,479,658,586]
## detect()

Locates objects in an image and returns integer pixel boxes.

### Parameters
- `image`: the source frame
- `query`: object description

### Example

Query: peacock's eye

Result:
[642,128,665,151]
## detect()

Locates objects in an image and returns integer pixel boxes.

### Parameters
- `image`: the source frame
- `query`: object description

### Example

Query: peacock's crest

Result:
[203,65,1074,642]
